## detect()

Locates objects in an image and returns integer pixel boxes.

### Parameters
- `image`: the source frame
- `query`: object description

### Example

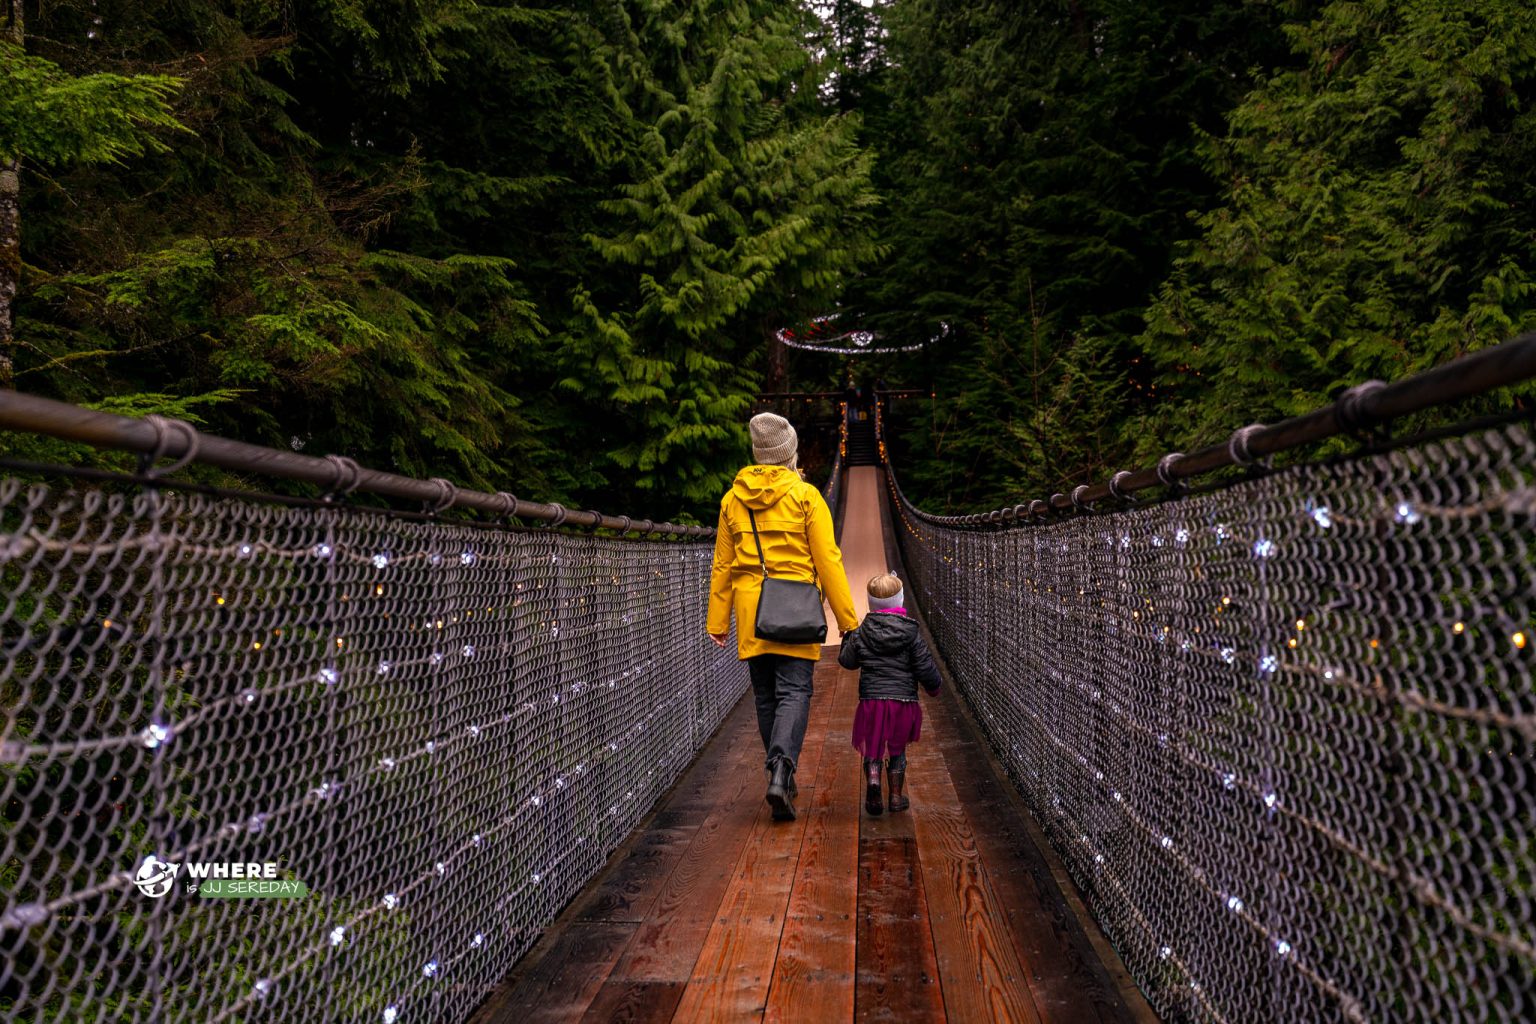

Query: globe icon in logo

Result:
[134,856,178,898]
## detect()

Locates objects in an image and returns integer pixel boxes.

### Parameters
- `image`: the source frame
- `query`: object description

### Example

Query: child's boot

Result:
[886,754,909,813]
[863,759,883,816]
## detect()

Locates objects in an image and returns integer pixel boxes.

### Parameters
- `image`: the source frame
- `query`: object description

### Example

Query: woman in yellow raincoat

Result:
[707,412,858,821]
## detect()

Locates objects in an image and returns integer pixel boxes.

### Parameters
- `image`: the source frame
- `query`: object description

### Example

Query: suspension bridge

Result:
[1,336,1533,1023]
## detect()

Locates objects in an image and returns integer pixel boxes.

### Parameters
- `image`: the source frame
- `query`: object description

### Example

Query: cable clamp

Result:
[1156,452,1185,489]
[1335,380,1386,436]
[140,415,200,478]
[1227,424,1267,467]
[322,455,362,500]
[425,478,458,514]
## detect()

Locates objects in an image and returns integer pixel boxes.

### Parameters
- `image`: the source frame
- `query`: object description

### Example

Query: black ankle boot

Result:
[863,759,884,815]
[765,763,798,799]
[766,758,796,821]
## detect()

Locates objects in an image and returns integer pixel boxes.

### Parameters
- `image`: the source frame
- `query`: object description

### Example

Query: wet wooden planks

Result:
[904,738,1041,1023]
[474,654,1154,1024]
[670,669,844,1020]
[926,695,1156,1024]
[764,665,861,1023]
[474,464,1155,1023]
[856,828,944,1021]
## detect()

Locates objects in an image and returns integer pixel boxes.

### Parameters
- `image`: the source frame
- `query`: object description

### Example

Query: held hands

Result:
[713,627,868,646]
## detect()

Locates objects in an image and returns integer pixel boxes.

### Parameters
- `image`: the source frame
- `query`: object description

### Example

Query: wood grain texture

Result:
[856,831,945,1022]
[667,660,842,1021]
[471,696,762,1024]
[905,737,1044,1024]
[656,706,759,820]
[925,693,1154,1024]
[570,695,756,932]
[473,921,636,1023]
[596,735,765,984]
[579,980,686,1023]
[574,826,699,924]
[764,664,860,1023]
[473,469,1162,1024]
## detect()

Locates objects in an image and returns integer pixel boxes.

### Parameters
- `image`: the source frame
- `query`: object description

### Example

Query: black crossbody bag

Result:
[747,507,828,644]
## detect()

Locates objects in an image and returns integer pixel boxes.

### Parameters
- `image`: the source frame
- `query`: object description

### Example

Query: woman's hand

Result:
[708,632,728,648]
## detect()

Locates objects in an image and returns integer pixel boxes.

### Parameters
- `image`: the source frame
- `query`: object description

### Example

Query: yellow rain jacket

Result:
[708,465,859,660]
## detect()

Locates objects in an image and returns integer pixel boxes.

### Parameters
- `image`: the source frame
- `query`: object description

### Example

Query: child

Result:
[838,574,941,814]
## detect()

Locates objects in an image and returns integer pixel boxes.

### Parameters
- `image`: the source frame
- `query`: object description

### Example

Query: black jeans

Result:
[746,653,815,771]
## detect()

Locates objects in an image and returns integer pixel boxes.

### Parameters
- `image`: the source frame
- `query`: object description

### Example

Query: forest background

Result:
[4,0,1536,521]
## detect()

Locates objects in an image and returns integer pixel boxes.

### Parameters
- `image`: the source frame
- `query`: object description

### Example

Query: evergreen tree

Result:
[816,0,889,114]
[7,0,881,521]
[1137,0,1536,457]
[0,1,181,389]
[568,0,880,508]
[864,0,1285,509]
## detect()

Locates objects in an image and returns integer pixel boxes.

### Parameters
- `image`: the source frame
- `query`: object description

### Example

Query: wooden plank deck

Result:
[471,468,1158,1023]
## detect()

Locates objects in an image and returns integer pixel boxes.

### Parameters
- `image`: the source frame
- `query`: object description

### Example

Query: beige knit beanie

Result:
[750,412,798,468]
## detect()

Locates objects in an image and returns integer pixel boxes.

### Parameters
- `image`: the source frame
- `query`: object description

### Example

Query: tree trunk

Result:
[0,161,18,390]
[765,321,788,394]
[1,0,23,390]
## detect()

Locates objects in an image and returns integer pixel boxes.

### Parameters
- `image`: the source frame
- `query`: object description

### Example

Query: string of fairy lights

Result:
[773,314,947,355]
[883,408,1536,1022]
[0,484,748,1023]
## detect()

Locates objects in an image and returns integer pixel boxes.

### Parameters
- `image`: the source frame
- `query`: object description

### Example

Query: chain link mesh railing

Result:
[887,420,1536,1022]
[0,459,746,1022]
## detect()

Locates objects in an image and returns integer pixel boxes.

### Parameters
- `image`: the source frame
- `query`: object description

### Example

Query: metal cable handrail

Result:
[0,389,713,538]
[895,333,1536,527]
[879,338,1536,1023]
[0,405,745,1023]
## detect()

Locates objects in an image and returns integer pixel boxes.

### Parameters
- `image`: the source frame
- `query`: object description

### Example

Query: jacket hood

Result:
[731,464,801,510]
[859,610,918,653]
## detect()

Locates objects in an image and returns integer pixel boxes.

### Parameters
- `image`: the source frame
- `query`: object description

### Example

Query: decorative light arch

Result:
[775,314,947,355]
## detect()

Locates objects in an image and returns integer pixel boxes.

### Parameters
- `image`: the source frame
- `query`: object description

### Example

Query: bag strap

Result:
[746,503,819,589]
[747,507,769,575]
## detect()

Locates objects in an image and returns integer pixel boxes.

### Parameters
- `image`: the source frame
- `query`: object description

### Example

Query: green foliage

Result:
[22,0,1532,523]
[1137,0,1536,457]
[0,44,183,164]
[558,0,881,508]
[13,0,880,521]
[861,0,1536,513]
[863,0,1287,509]
[891,327,1127,511]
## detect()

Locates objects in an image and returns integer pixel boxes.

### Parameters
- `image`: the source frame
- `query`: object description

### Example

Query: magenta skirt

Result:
[851,699,923,759]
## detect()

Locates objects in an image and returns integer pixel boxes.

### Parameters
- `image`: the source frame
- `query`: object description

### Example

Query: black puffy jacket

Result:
[837,611,942,702]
